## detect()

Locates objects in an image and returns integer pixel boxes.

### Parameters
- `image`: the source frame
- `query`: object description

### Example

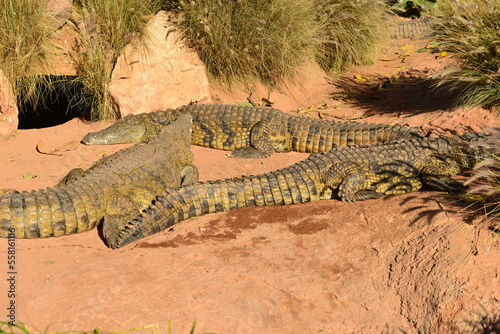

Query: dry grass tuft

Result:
[463,156,500,230]
[0,0,58,107]
[174,0,389,85]
[69,0,160,121]
[431,0,500,110]
[315,0,388,73]
[176,0,318,86]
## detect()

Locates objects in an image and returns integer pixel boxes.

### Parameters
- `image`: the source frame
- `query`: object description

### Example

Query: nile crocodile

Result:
[0,114,198,245]
[107,134,492,248]
[389,17,436,39]
[82,104,424,158]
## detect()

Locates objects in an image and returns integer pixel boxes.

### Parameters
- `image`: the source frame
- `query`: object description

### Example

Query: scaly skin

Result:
[0,114,198,246]
[109,135,490,248]
[82,104,424,158]
[389,17,436,39]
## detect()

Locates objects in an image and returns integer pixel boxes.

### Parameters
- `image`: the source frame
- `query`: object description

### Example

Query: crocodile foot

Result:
[102,214,135,249]
[423,175,468,193]
[340,190,384,202]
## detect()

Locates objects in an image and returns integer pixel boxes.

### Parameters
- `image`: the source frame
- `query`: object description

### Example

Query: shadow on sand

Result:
[330,69,459,117]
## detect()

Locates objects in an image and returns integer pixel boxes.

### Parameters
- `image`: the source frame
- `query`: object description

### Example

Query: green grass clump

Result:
[70,0,160,121]
[315,0,388,73]
[0,0,58,107]
[175,0,318,86]
[431,0,500,110]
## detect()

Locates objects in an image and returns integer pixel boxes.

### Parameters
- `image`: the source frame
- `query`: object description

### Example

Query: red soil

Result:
[0,38,498,333]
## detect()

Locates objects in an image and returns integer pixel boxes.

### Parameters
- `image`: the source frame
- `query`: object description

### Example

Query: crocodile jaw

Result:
[82,124,147,145]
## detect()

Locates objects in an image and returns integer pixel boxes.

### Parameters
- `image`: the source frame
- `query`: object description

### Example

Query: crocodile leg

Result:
[421,159,467,192]
[100,190,141,247]
[180,165,199,185]
[373,174,423,195]
[102,214,135,248]
[228,120,290,158]
[320,161,384,202]
[419,154,466,192]
[101,182,173,248]
[58,168,86,185]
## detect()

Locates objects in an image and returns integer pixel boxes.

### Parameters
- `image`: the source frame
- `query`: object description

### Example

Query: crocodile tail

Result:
[0,185,104,238]
[289,120,423,152]
[389,17,436,39]
[111,163,322,248]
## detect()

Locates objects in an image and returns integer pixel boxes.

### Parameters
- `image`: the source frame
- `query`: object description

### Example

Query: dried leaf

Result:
[23,173,37,179]
[354,75,371,82]
[36,140,51,154]
[436,52,448,59]
[400,44,414,50]
[330,92,350,100]
[297,108,311,114]
[97,151,110,158]
[384,65,407,70]
[55,141,79,152]
[303,102,327,112]
[402,49,415,56]
[379,57,399,61]
[459,193,487,202]
[36,141,62,156]
[246,92,258,106]
[258,98,274,107]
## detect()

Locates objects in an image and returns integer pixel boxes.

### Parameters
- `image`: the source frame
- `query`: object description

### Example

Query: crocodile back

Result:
[286,116,423,152]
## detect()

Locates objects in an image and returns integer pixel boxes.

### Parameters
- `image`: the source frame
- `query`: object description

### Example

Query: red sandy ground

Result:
[0,39,499,333]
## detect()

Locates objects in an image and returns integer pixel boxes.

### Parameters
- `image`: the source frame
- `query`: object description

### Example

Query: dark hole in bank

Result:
[17,75,89,129]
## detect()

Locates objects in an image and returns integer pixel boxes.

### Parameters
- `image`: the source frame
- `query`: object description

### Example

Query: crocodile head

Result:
[82,110,178,145]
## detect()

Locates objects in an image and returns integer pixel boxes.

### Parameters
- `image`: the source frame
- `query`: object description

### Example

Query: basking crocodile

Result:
[0,114,198,244]
[82,104,424,158]
[389,17,436,39]
[108,134,492,248]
